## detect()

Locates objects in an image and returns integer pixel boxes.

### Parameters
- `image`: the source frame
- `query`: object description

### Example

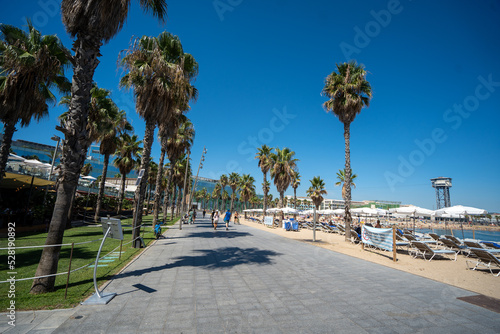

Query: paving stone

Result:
[3,216,500,333]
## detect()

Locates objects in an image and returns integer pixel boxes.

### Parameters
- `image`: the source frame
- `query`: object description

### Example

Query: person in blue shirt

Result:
[224,210,232,231]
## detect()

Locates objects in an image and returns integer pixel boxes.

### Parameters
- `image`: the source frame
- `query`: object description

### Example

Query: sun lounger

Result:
[439,238,471,257]
[466,248,500,276]
[404,233,437,245]
[410,241,457,261]
[445,235,464,246]
[463,240,500,254]
[428,233,442,243]
[351,230,362,244]
[482,241,500,249]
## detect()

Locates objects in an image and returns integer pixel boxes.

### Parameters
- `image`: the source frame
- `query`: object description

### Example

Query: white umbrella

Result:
[80,175,97,181]
[434,205,487,240]
[390,206,433,217]
[302,209,314,215]
[390,206,433,232]
[332,209,345,215]
[281,207,299,214]
[317,209,337,215]
[434,205,487,216]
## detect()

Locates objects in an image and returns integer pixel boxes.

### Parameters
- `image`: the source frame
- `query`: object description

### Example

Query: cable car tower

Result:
[430,177,452,209]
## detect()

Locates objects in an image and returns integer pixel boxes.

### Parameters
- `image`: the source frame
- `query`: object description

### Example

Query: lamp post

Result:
[188,147,207,214]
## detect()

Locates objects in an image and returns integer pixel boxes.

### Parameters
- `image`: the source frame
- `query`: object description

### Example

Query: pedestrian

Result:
[203,209,206,218]
[224,209,231,231]
[213,210,219,230]
[193,209,197,223]
[211,209,215,227]
[234,211,239,225]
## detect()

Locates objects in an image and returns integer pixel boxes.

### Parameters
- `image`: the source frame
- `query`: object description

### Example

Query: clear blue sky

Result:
[2,0,499,212]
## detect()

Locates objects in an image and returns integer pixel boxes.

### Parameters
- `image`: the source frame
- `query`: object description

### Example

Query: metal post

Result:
[392,226,397,262]
[93,226,111,298]
[65,242,75,299]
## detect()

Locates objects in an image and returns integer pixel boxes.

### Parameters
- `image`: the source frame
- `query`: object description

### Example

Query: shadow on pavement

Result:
[113,247,282,279]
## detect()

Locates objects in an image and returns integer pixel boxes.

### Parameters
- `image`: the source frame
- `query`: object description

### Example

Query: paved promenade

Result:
[2,215,499,333]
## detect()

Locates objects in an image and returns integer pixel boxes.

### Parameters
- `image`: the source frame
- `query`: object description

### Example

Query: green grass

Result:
[0,215,178,311]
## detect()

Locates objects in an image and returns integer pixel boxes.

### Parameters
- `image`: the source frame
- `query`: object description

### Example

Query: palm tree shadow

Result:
[113,247,281,279]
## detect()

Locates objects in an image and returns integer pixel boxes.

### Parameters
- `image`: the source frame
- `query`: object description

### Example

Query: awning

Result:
[0,172,55,189]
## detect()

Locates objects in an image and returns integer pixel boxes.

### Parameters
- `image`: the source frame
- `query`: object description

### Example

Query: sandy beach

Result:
[240,217,500,299]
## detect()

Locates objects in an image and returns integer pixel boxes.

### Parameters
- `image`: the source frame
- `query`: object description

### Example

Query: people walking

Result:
[203,209,206,218]
[224,209,231,231]
[234,211,239,225]
[211,209,215,227]
[213,210,219,230]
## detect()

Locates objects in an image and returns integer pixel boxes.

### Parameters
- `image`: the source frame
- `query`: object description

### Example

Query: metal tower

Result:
[430,177,452,209]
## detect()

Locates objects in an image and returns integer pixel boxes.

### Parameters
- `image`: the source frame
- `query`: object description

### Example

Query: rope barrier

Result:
[0,235,145,284]
[0,238,103,250]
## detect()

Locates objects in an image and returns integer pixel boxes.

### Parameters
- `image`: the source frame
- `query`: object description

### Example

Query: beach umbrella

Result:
[332,209,345,215]
[390,206,433,232]
[434,205,487,239]
[281,207,299,214]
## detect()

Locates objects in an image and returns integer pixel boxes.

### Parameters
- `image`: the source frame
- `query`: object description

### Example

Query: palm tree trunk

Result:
[293,188,297,209]
[117,173,127,214]
[132,120,154,246]
[176,187,182,216]
[279,191,285,228]
[262,172,267,216]
[152,148,166,226]
[230,192,235,212]
[164,163,174,221]
[31,36,101,293]
[0,119,16,181]
[170,186,177,221]
[344,122,352,241]
[94,153,109,222]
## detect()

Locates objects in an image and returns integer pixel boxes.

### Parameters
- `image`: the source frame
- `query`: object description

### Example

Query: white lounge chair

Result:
[466,248,500,276]
[410,241,457,261]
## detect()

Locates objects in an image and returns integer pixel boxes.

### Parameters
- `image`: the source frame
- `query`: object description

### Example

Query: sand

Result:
[240,217,500,299]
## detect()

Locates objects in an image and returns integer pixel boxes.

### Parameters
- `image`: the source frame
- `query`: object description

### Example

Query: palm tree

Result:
[322,60,372,241]
[93,108,131,222]
[262,181,270,207]
[164,116,195,222]
[114,133,142,214]
[335,168,357,200]
[120,31,197,243]
[146,160,158,214]
[270,147,298,226]
[255,145,272,216]
[212,183,222,211]
[239,174,255,210]
[228,172,240,212]
[307,176,327,242]
[219,174,228,210]
[221,190,229,211]
[291,171,301,209]
[0,22,71,181]
[30,0,167,295]
[80,163,92,176]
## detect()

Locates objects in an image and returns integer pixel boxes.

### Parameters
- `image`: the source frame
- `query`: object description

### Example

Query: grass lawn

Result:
[0,215,178,311]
